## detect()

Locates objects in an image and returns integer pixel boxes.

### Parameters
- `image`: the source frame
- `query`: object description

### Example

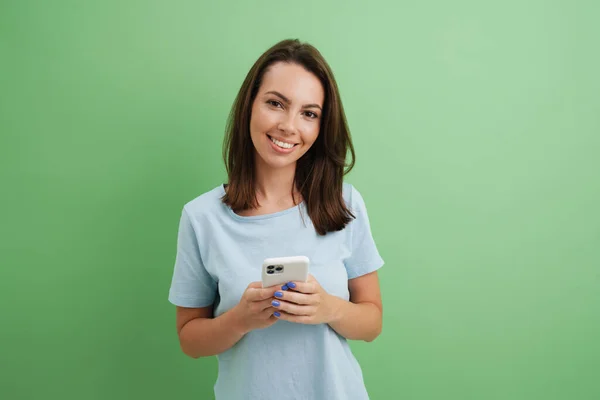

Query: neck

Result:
[254,154,300,205]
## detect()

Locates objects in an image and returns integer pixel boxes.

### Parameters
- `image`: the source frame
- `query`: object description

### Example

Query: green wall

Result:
[2,1,599,399]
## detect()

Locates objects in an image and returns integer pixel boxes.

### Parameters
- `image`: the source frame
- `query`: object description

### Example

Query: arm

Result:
[272,271,383,342]
[176,306,246,358]
[327,271,383,342]
[175,282,280,358]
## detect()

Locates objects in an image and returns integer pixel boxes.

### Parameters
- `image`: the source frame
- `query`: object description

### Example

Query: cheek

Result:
[251,107,276,134]
[303,126,320,146]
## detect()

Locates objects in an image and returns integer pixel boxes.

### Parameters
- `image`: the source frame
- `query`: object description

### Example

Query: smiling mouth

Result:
[267,135,298,149]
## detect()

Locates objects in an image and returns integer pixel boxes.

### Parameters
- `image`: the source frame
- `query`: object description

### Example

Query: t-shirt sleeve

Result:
[344,185,385,279]
[168,206,217,308]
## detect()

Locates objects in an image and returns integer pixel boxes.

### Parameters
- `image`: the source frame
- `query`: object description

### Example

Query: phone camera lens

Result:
[267,265,275,270]
[275,266,283,272]
[267,270,274,274]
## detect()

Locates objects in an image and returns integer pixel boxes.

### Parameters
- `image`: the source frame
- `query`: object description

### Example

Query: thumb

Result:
[247,281,262,289]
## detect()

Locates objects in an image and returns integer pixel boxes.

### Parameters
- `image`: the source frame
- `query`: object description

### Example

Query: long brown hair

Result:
[222,39,356,235]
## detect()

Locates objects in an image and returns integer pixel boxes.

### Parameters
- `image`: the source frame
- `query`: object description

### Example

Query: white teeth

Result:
[269,136,295,149]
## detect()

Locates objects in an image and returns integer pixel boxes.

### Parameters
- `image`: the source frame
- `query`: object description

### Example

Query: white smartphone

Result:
[261,256,310,288]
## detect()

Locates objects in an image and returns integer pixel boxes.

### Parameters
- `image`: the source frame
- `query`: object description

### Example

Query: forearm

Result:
[327,296,382,342]
[178,307,246,358]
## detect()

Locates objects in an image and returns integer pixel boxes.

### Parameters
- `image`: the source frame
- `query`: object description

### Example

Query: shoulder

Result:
[181,184,226,219]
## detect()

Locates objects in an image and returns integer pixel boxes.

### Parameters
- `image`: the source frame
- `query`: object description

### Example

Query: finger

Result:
[256,298,275,311]
[274,310,313,324]
[276,290,315,305]
[247,281,262,289]
[261,306,276,318]
[287,280,318,294]
[283,274,314,290]
[248,286,279,301]
[272,299,315,316]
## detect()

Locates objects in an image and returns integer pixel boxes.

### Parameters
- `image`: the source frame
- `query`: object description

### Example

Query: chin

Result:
[263,155,298,169]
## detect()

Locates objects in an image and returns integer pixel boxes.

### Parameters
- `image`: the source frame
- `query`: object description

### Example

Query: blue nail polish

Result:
[287,282,296,289]
[274,311,281,317]
[271,300,280,307]
[274,291,283,298]
[281,285,288,291]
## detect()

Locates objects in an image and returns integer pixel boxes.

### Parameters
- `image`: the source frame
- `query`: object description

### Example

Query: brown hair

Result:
[221,38,355,235]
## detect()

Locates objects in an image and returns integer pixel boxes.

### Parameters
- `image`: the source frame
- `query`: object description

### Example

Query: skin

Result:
[250,62,323,172]
[241,61,324,214]
[175,62,382,359]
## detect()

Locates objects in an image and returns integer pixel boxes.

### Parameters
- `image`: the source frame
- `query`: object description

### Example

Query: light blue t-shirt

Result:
[168,182,384,400]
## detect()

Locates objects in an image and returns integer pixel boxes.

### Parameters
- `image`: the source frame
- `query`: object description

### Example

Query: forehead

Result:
[260,62,324,105]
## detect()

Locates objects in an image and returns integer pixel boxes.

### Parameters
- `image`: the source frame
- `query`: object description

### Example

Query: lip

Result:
[267,135,298,154]
[268,135,298,146]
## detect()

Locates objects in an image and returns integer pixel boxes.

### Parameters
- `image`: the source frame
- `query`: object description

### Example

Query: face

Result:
[249,62,324,170]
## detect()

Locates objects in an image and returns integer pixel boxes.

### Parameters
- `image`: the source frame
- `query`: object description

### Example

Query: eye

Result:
[267,100,283,108]
[304,111,319,119]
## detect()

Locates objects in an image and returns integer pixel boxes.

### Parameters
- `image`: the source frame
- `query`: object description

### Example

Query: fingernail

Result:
[271,300,280,307]
[274,311,281,317]
[274,291,283,298]
[287,282,296,289]
[281,285,288,291]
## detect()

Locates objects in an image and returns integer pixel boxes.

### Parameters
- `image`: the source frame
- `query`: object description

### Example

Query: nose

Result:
[277,112,298,136]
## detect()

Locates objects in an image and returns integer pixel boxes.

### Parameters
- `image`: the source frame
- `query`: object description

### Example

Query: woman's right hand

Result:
[232,281,281,334]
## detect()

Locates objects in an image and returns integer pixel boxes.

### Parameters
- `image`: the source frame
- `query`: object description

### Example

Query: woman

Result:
[168,38,384,400]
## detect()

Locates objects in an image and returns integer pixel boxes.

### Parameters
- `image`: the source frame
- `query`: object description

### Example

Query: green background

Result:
[1,0,599,399]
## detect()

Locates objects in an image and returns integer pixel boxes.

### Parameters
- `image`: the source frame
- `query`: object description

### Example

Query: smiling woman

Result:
[168,39,384,400]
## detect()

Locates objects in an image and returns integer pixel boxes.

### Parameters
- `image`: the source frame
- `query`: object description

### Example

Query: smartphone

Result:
[261,256,310,288]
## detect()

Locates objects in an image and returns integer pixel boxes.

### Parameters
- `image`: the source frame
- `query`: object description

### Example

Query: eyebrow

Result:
[265,91,322,111]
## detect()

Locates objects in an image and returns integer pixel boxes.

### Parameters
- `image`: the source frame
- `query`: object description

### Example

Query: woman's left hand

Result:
[271,275,339,324]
